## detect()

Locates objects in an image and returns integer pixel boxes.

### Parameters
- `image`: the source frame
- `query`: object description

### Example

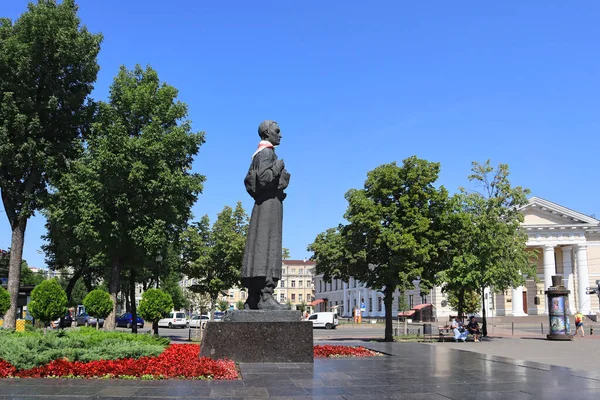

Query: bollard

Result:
[541,322,544,335]
[590,326,594,336]
[16,319,25,332]
[511,322,514,336]
[394,328,398,336]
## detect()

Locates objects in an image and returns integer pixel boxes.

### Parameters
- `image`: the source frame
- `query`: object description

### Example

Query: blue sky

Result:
[1,1,599,269]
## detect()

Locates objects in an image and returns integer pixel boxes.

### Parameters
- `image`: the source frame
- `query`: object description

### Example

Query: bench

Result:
[438,325,454,342]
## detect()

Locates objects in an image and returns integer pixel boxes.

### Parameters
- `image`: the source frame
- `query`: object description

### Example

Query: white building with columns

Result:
[313,197,600,319]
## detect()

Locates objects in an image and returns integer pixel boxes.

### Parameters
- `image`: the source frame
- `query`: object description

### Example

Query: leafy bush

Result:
[0,286,9,317]
[29,279,67,326]
[0,327,169,370]
[83,290,113,323]
[138,289,173,332]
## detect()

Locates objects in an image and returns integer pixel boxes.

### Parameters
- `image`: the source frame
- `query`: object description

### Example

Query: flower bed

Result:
[314,345,381,358]
[0,344,237,380]
[1,344,380,379]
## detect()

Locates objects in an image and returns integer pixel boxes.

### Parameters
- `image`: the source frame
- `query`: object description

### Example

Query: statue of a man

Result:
[242,120,291,310]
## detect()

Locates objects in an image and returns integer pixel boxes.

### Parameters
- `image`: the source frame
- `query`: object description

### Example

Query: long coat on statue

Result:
[242,145,290,283]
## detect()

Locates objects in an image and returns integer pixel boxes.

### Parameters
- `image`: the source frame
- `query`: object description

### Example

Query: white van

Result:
[158,311,189,329]
[307,312,339,329]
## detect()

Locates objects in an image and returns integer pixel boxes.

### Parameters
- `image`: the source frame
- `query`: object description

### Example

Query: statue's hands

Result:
[278,169,290,190]
[274,159,285,175]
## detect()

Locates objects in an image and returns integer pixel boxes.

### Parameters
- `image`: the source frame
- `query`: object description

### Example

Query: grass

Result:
[0,327,169,371]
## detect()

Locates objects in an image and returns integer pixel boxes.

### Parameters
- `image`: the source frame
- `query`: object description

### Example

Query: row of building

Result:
[312,197,600,320]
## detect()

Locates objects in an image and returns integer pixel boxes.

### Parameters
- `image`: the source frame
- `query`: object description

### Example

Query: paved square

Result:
[1,341,599,399]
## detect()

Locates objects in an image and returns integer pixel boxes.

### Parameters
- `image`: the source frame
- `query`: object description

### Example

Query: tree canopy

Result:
[181,202,248,314]
[138,288,173,335]
[437,161,536,333]
[0,0,101,328]
[45,64,205,329]
[82,289,113,328]
[309,157,452,341]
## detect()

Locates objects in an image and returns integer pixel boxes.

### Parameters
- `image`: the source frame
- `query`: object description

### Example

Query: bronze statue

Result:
[242,120,290,310]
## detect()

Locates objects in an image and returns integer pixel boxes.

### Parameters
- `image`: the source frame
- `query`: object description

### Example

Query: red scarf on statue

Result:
[252,140,274,159]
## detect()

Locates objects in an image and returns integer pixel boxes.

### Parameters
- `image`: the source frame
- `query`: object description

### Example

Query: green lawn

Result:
[0,327,169,370]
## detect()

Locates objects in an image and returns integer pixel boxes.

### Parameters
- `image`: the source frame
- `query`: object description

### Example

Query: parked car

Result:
[189,314,210,328]
[213,311,225,321]
[75,312,104,328]
[115,313,144,328]
[52,311,74,328]
[307,312,339,329]
[158,311,189,329]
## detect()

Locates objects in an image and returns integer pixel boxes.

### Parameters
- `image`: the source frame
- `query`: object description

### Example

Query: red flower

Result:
[314,345,380,358]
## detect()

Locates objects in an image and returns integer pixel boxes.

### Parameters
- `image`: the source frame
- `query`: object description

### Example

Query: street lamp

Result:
[155,255,163,288]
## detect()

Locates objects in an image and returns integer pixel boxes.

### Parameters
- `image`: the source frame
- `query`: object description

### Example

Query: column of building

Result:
[562,246,576,314]
[343,281,348,317]
[576,244,591,314]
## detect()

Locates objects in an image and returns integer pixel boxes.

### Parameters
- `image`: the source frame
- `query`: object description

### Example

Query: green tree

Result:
[162,271,189,311]
[138,288,173,335]
[181,202,248,318]
[0,286,9,318]
[282,248,291,260]
[447,289,480,316]
[19,263,46,286]
[217,299,229,312]
[82,289,113,330]
[28,279,67,332]
[437,161,536,335]
[309,157,451,341]
[45,65,205,329]
[0,0,101,329]
[235,300,245,310]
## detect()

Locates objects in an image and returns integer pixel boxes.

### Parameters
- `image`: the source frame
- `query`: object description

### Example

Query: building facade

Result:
[314,197,600,319]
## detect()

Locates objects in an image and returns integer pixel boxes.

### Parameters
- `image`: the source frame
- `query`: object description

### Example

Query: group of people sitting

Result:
[452,316,481,342]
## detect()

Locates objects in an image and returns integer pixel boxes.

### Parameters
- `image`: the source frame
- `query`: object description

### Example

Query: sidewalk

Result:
[1,341,600,399]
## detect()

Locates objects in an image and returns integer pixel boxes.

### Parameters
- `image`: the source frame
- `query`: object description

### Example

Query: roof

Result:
[283,259,316,266]
[397,310,416,317]
[397,303,433,316]
[521,197,600,225]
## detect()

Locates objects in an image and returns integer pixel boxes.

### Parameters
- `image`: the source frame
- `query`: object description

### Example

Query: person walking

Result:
[574,311,585,337]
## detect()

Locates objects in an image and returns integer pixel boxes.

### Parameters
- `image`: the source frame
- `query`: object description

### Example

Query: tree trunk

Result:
[65,268,83,304]
[130,268,137,334]
[152,321,159,335]
[124,276,131,313]
[383,286,394,342]
[457,287,465,319]
[104,256,123,330]
[4,218,27,329]
[481,286,488,337]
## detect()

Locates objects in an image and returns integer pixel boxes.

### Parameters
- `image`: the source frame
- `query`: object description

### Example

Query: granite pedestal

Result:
[199,311,313,363]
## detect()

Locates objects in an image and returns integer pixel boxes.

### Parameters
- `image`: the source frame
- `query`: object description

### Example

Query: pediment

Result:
[520,197,599,227]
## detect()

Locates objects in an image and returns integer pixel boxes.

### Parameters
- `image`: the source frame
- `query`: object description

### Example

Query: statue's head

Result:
[258,120,281,146]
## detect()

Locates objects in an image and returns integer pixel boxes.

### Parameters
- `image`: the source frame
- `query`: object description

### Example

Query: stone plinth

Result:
[199,321,314,363]
[223,309,301,322]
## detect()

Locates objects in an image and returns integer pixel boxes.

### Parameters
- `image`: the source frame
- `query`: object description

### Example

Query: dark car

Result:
[115,313,144,328]
[75,312,104,328]
[53,312,74,328]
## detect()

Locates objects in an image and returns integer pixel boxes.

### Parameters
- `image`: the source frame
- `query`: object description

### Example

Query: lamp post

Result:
[155,255,163,288]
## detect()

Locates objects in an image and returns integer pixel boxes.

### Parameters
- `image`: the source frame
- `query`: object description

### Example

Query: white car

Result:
[158,311,189,329]
[189,314,210,328]
[307,312,339,329]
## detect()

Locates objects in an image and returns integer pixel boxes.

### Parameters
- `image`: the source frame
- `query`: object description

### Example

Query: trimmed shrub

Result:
[28,279,67,327]
[83,290,113,328]
[138,289,173,335]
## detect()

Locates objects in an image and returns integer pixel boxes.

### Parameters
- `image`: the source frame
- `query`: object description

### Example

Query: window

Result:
[280,293,285,302]
[409,295,414,309]
[308,314,318,320]
[353,299,357,307]
[299,280,303,287]
[369,298,373,312]
[421,295,427,304]
[229,293,234,298]
[291,280,296,288]
[307,280,311,287]
[335,280,338,290]
[291,294,296,301]
[378,298,382,312]
[291,269,296,274]
[241,292,246,299]
[299,294,303,302]
[299,269,303,275]
[280,280,284,288]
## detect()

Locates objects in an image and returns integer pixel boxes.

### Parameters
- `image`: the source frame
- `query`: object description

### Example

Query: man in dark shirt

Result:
[467,316,481,342]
